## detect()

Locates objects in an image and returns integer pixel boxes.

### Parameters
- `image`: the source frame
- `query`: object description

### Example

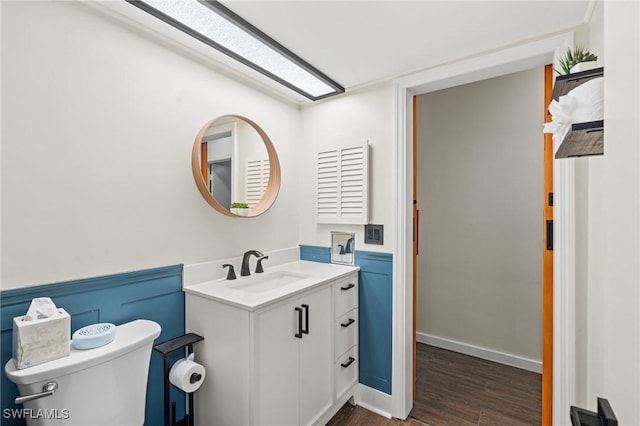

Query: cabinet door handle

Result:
[341,357,356,368]
[301,304,309,335]
[340,318,355,328]
[341,283,355,291]
[294,307,303,338]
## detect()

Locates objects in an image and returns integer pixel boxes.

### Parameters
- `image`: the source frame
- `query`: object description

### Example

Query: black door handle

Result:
[301,304,309,335]
[340,318,355,328]
[341,283,355,291]
[341,357,355,368]
[416,209,420,255]
[294,307,303,338]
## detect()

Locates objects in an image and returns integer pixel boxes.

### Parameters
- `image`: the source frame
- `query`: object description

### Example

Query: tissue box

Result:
[12,308,71,369]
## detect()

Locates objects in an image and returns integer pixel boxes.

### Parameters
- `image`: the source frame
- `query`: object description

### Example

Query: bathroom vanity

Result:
[185,259,359,425]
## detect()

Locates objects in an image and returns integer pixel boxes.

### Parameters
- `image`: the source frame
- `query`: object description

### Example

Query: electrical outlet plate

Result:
[364,224,383,245]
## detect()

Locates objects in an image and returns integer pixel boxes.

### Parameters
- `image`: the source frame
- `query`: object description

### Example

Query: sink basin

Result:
[226,271,311,293]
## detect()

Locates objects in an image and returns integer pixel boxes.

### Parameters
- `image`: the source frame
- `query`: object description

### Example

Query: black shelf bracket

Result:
[570,397,617,426]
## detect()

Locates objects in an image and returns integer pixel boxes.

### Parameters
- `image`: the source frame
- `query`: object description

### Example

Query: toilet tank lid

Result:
[5,319,161,385]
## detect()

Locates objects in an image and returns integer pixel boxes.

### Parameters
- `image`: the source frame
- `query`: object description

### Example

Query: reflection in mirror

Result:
[331,232,355,265]
[192,115,281,217]
[202,123,234,209]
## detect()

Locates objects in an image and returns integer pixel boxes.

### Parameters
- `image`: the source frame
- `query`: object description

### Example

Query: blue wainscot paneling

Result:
[300,245,393,395]
[0,265,185,426]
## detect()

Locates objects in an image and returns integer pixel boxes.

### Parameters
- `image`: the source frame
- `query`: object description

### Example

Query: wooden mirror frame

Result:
[191,114,281,217]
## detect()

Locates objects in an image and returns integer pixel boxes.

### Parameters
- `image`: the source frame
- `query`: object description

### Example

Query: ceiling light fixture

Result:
[126,0,345,101]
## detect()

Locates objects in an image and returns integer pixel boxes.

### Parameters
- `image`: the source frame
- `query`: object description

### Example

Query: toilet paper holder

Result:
[168,353,206,393]
[154,333,204,426]
[190,372,202,384]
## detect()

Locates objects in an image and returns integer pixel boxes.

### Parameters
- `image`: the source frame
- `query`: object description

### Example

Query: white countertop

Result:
[184,260,359,311]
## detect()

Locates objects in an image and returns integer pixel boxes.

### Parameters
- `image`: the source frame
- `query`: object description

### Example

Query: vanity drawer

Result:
[335,310,358,358]
[334,274,358,318]
[335,345,358,399]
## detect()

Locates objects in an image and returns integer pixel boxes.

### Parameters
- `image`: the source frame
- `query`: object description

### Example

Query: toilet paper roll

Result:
[169,354,206,393]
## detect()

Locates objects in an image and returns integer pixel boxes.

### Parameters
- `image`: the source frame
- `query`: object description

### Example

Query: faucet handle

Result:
[255,256,269,274]
[222,264,236,280]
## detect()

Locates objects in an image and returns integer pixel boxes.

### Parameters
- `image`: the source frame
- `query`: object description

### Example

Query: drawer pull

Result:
[294,307,303,338]
[341,318,355,328]
[301,304,309,335]
[340,283,355,291]
[341,357,356,368]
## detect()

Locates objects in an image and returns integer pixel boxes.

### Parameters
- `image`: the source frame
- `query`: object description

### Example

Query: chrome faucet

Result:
[240,250,264,277]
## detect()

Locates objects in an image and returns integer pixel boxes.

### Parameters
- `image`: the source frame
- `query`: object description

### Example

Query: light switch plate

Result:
[364,224,383,245]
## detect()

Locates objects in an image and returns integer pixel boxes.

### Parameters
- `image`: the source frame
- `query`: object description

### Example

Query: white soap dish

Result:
[72,323,116,350]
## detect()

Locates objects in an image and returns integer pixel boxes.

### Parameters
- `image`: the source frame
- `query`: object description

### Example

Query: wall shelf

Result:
[555,120,604,159]
[551,67,604,159]
[551,67,604,101]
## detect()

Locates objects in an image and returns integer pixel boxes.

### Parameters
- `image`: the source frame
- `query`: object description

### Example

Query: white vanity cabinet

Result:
[333,274,359,402]
[253,284,332,425]
[186,267,359,426]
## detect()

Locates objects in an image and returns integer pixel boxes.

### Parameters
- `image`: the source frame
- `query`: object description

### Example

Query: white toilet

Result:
[5,319,161,426]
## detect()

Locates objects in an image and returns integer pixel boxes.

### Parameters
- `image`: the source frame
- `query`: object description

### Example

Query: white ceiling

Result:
[98,1,593,103]
[222,1,592,98]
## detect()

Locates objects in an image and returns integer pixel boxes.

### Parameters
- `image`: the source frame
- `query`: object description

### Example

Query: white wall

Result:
[415,69,543,363]
[298,83,394,252]
[583,0,640,422]
[1,1,300,289]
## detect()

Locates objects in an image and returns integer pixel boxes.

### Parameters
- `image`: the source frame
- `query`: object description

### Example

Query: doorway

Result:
[391,33,576,425]
[412,66,550,424]
[209,159,232,210]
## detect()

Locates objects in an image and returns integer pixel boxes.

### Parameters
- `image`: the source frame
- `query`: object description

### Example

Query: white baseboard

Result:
[417,332,542,374]
[314,384,393,425]
[356,384,393,419]
[314,388,357,426]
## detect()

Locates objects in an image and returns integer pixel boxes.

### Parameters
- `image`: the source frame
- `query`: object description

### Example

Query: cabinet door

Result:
[254,297,300,426]
[299,285,333,425]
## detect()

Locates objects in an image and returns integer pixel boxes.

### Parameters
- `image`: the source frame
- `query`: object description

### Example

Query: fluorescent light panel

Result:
[127,0,345,100]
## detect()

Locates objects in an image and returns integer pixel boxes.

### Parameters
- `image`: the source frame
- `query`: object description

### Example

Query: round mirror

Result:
[191,115,281,217]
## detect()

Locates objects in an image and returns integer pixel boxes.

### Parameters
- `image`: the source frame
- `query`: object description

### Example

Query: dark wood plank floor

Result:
[327,403,430,426]
[328,343,541,426]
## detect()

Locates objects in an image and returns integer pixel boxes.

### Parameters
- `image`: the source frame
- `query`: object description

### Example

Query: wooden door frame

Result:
[412,96,419,402]
[391,32,577,424]
[542,63,554,426]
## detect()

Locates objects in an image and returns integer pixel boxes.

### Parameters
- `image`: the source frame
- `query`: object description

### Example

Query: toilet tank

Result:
[5,319,161,426]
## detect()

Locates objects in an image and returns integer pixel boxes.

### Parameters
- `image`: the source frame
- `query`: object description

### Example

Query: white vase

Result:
[231,208,249,216]
[570,61,598,73]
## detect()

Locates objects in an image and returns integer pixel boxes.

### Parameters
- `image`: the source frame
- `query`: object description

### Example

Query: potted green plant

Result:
[556,46,598,75]
[231,202,250,216]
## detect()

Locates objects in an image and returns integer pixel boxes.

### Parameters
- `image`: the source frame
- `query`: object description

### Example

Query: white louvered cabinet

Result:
[245,158,270,208]
[316,142,369,224]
